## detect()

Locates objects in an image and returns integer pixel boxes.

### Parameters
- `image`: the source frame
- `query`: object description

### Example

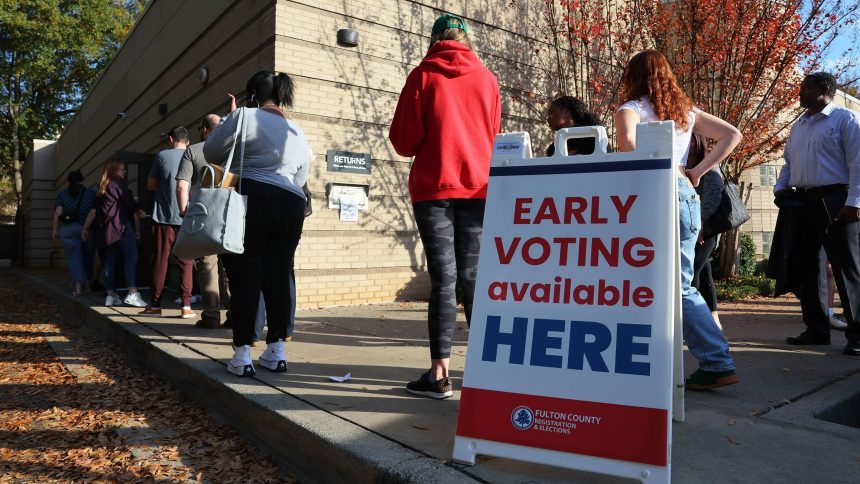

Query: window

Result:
[761,232,774,257]
[759,165,777,186]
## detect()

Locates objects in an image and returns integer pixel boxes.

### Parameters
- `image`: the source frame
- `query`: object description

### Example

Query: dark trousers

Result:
[796,187,860,341]
[413,198,485,359]
[103,223,137,291]
[692,235,718,312]
[149,223,193,307]
[222,180,304,347]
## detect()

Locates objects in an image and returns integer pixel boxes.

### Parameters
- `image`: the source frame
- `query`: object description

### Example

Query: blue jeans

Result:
[678,179,734,372]
[102,224,138,291]
[83,225,97,281]
[59,222,86,283]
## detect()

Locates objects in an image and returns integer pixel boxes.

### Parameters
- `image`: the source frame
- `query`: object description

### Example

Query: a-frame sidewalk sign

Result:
[453,123,684,483]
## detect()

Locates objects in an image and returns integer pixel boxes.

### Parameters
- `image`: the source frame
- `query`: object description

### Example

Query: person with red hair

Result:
[614,50,742,390]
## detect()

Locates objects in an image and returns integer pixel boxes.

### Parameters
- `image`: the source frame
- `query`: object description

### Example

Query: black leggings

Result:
[413,198,485,359]
[222,179,305,347]
[692,235,718,312]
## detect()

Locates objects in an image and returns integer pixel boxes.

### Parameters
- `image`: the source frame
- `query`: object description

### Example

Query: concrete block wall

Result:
[274,0,549,306]
[21,141,58,267]
[43,0,556,307]
[41,0,272,269]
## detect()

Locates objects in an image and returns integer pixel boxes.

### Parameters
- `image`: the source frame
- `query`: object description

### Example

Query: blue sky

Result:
[820,13,859,86]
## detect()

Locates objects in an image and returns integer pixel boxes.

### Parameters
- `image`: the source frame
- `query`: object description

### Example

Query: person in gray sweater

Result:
[688,133,725,330]
[203,70,311,377]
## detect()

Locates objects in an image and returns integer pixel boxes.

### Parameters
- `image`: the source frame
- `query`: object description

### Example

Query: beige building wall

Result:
[21,140,58,267]
[272,0,550,306]
[740,89,860,259]
[26,0,552,307]
[22,0,276,273]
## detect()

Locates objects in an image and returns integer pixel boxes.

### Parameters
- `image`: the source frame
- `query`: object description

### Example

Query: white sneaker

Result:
[123,292,147,308]
[174,295,201,305]
[830,315,848,331]
[258,340,288,372]
[105,294,122,307]
[227,345,255,377]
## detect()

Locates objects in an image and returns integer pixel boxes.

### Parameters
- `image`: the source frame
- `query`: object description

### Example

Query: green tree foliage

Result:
[0,0,144,207]
[738,233,757,276]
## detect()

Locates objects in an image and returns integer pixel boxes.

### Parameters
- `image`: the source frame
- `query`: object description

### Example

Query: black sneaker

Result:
[196,317,221,329]
[405,371,453,399]
[685,368,738,390]
[786,330,830,345]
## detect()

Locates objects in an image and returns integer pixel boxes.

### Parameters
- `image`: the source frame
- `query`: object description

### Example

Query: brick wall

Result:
[273,0,547,306]
[46,0,552,307]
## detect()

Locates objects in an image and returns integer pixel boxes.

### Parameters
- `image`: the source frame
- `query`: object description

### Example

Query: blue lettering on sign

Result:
[531,318,565,368]
[482,315,528,364]
[569,320,611,372]
[481,315,652,376]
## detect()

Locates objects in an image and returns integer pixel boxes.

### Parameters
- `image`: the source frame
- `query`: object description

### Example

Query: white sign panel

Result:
[454,124,678,483]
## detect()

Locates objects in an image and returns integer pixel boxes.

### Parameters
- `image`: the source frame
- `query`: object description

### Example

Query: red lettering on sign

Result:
[513,198,532,224]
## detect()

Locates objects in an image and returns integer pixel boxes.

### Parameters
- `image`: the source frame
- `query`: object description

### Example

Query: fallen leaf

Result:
[781,368,791,372]
[727,418,736,426]
[725,436,741,445]
[412,424,431,430]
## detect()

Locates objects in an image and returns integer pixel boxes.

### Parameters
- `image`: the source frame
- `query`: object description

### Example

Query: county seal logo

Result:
[511,406,534,430]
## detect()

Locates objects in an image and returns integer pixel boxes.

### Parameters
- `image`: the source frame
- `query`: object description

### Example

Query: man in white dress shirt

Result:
[775,72,860,355]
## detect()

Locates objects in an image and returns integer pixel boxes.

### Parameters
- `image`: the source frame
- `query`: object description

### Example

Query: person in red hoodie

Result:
[389,13,501,400]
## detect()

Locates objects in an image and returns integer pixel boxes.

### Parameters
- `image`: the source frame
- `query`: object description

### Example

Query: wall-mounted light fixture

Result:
[337,29,359,47]
[199,67,209,84]
[158,103,168,115]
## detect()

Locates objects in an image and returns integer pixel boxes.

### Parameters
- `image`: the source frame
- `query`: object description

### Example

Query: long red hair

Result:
[621,50,693,131]
[97,158,125,197]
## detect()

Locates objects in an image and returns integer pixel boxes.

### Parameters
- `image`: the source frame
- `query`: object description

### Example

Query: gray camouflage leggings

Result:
[413,198,485,359]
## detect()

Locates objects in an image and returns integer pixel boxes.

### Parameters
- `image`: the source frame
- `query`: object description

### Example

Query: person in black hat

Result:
[53,170,97,295]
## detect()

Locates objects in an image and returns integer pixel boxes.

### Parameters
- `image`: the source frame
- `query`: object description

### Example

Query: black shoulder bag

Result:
[701,167,751,238]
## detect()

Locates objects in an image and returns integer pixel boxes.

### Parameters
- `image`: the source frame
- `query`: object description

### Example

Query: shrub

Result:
[715,274,776,301]
[738,233,757,276]
[754,258,769,276]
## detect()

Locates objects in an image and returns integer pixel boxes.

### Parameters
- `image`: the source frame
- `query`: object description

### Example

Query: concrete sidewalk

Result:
[14,268,860,483]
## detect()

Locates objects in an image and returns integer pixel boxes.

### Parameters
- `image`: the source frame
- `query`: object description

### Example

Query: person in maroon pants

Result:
[139,126,195,319]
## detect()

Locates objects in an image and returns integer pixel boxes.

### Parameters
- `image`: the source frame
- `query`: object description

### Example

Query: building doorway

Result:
[115,151,155,289]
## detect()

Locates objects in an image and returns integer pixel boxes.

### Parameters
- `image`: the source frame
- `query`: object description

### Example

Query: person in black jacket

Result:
[687,134,724,330]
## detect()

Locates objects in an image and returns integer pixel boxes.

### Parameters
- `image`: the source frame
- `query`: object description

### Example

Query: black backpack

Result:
[60,189,84,224]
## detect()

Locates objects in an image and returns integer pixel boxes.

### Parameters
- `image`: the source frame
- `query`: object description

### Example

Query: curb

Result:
[16,270,478,484]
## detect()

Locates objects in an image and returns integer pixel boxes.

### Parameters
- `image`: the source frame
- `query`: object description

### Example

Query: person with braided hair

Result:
[544,95,604,156]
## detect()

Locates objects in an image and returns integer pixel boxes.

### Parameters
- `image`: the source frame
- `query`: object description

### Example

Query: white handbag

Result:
[173,108,248,259]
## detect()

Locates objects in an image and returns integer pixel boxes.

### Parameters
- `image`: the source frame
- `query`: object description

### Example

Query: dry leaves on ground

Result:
[0,274,293,483]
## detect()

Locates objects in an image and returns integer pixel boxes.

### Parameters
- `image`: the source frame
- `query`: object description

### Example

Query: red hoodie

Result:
[389,41,501,203]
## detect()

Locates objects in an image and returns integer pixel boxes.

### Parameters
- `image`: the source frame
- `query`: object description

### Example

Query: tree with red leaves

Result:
[507,0,859,276]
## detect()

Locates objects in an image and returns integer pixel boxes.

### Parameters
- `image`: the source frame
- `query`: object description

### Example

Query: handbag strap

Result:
[238,106,247,193]
[716,164,729,183]
[219,107,245,188]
